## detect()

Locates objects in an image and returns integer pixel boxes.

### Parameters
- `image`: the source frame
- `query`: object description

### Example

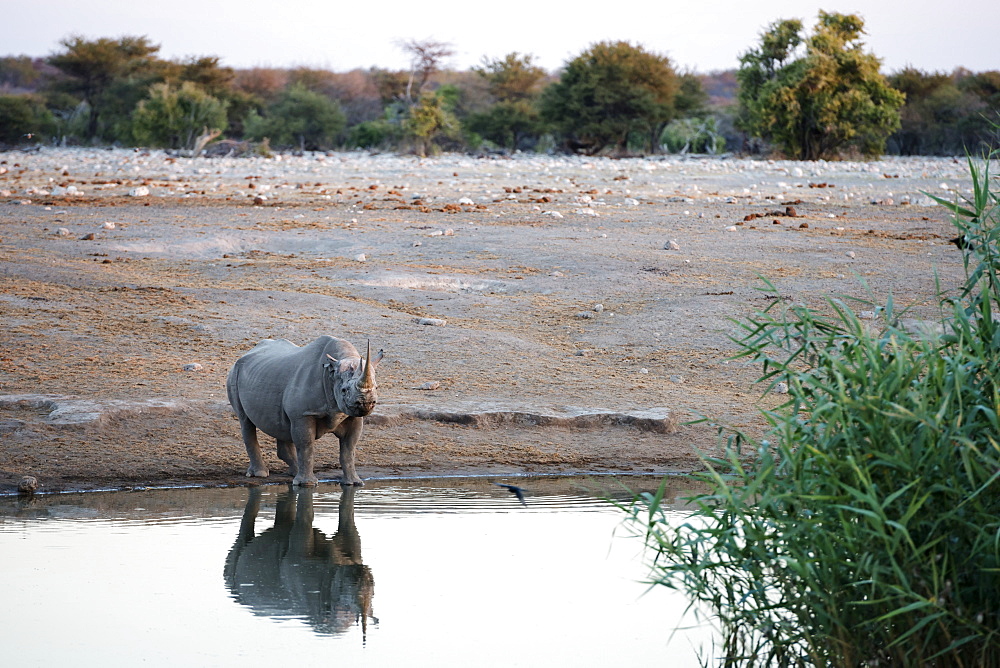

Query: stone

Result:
[182,363,203,372]
[664,240,681,250]
[458,197,475,206]
[80,232,95,240]
[354,253,367,262]
[542,211,564,218]
[55,228,70,236]
[725,225,739,232]
[102,221,116,229]
[418,381,441,391]
[18,476,38,495]
[415,317,447,326]
[774,382,789,394]
[593,303,604,313]
[128,186,150,197]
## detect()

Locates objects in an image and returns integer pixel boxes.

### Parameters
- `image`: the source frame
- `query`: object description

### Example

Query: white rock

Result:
[774,382,789,394]
[55,227,70,236]
[102,221,116,230]
[182,363,203,372]
[574,208,599,217]
[624,198,640,206]
[418,381,441,390]
[542,211,563,218]
[458,197,475,205]
[846,251,856,259]
[128,186,150,197]
[593,303,604,313]
[858,311,876,319]
[415,317,447,326]
[354,254,367,262]
[725,225,739,232]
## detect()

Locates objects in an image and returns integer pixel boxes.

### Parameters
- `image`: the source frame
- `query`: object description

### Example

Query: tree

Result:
[737,12,904,160]
[540,41,679,154]
[467,53,547,150]
[0,94,54,144]
[402,91,460,156]
[244,84,346,150]
[47,35,161,141]
[398,39,454,103]
[131,81,227,150]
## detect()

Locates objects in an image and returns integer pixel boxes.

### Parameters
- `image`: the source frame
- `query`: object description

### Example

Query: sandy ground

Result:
[0,148,971,495]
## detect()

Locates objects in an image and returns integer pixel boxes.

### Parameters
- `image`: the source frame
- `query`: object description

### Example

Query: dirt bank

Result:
[0,148,968,494]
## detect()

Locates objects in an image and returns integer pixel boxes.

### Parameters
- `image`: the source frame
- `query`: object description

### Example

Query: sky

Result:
[3,0,998,75]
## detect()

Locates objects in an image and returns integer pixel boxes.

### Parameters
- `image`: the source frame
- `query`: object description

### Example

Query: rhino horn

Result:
[361,340,376,389]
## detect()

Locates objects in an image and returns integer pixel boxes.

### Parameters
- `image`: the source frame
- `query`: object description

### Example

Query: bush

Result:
[244,84,346,150]
[627,152,1000,665]
[131,81,228,150]
[660,117,725,154]
[0,94,54,144]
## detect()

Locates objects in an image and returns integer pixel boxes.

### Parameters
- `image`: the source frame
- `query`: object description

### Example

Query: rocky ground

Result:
[0,147,972,495]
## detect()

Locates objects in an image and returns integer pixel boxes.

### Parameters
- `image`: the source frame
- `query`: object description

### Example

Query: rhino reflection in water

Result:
[224,486,375,637]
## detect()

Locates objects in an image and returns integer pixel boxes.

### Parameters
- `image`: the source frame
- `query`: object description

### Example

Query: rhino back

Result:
[229,336,354,435]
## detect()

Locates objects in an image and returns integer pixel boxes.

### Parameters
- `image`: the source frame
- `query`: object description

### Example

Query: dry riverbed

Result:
[0,148,971,495]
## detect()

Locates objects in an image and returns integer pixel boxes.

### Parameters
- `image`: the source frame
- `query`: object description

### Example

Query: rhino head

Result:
[326,341,383,418]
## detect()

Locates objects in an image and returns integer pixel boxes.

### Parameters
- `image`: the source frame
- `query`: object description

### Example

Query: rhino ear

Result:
[324,353,339,370]
[371,349,385,368]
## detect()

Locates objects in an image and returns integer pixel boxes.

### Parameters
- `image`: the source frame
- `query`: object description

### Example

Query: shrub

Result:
[131,81,228,150]
[627,152,1000,666]
[244,84,346,151]
[0,94,54,144]
[660,117,726,154]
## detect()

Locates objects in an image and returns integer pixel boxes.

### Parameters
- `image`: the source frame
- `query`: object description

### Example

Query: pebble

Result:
[80,232,95,240]
[774,382,789,394]
[670,375,685,384]
[458,197,474,205]
[55,227,70,236]
[664,239,681,250]
[725,225,739,232]
[576,311,595,319]
[574,208,599,217]
[18,476,38,495]
[418,381,441,390]
[593,303,604,313]
[102,221,116,229]
[415,317,447,326]
[858,311,876,319]
[128,186,150,197]
[542,210,563,218]
[846,251,856,259]
[182,363,203,371]
[354,253,367,262]
[252,195,267,205]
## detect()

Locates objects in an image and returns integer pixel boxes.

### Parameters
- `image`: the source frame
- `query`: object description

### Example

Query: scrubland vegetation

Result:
[627,151,1000,664]
[0,12,996,158]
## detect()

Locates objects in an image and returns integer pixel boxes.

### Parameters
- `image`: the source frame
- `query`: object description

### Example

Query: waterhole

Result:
[0,476,714,666]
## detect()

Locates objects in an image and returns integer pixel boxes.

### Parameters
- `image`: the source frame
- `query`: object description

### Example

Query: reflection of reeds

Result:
[626,153,1000,666]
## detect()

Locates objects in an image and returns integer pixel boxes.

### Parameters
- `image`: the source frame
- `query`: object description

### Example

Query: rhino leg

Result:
[290,420,319,487]
[276,439,298,476]
[338,418,365,486]
[239,416,269,478]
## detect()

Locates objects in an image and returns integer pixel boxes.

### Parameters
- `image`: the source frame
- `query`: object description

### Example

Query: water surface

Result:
[0,476,714,666]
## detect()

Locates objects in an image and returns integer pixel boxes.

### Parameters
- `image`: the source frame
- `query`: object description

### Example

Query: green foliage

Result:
[737,12,904,159]
[540,41,678,155]
[244,84,346,150]
[402,91,460,156]
[474,52,547,102]
[131,81,227,150]
[465,100,543,151]
[626,152,1000,665]
[348,116,400,149]
[0,94,55,144]
[660,116,726,154]
[890,68,1000,155]
[47,35,162,141]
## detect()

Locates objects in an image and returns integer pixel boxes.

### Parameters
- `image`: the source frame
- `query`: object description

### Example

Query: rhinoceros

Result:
[226,335,384,486]
[224,486,375,637]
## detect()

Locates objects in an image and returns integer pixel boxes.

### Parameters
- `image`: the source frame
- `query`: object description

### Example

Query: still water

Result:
[0,476,714,666]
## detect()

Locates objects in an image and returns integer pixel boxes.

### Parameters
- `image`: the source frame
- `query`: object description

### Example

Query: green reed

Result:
[627,153,1000,667]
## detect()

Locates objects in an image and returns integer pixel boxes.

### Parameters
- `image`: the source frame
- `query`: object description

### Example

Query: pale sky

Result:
[3,0,997,74]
